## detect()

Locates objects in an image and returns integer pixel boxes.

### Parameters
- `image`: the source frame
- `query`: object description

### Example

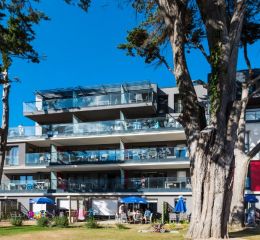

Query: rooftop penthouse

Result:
[23,81,158,124]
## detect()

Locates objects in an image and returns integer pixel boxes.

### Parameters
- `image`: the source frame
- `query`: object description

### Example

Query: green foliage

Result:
[53,216,69,228]
[0,0,48,70]
[85,218,100,229]
[115,223,129,229]
[64,0,91,11]
[118,27,162,64]
[10,217,23,226]
[37,217,49,227]
[209,45,222,115]
[162,201,169,223]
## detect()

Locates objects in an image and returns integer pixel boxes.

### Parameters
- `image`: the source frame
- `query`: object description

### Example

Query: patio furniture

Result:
[133,213,142,223]
[144,212,153,224]
[120,213,128,223]
[169,213,177,223]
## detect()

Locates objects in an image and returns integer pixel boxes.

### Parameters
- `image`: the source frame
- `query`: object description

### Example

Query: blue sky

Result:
[6,0,260,127]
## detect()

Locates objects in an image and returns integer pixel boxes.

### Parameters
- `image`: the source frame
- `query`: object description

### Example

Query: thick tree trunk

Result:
[0,71,10,184]
[186,129,234,239]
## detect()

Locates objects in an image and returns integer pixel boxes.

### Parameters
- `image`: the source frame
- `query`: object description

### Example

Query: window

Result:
[174,94,183,113]
[5,146,19,166]
[157,95,168,115]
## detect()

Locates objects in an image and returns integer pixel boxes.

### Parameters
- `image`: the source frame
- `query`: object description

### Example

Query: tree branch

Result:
[247,142,260,159]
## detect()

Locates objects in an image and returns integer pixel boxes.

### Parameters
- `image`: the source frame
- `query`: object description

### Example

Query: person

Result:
[141,176,146,188]
[247,204,256,225]
[144,208,152,223]
[119,203,126,216]
[18,124,24,136]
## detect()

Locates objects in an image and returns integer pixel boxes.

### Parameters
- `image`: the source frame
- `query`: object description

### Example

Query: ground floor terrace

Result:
[0,192,193,220]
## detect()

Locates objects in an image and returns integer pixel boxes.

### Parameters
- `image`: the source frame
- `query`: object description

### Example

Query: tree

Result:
[117,0,260,238]
[0,0,48,184]
[230,1,260,227]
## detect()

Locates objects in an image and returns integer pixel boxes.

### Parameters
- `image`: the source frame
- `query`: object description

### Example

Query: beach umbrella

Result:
[30,197,55,205]
[120,196,148,204]
[174,196,187,213]
[244,194,259,203]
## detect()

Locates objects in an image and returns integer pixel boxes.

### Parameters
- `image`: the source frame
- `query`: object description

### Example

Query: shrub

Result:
[10,217,23,226]
[115,223,129,229]
[37,217,49,227]
[53,216,69,228]
[85,218,100,229]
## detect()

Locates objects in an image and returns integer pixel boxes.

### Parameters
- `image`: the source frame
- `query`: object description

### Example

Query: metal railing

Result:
[4,156,19,166]
[246,109,260,122]
[57,177,192,193]
[8,117,183,139]
[0,179,50,192]
[23,91,154,113]
[25,153,51,166]
[54,147,188,165]
[0,177,191,193]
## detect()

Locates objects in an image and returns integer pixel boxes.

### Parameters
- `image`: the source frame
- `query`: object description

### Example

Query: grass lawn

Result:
[0,224,260,240]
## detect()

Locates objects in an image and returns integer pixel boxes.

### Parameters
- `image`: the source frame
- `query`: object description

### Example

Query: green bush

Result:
[53,216,69,228]
[10,217,23,226]
[85,218,100,229]
[37,217,49,227]
[115,223,129,229]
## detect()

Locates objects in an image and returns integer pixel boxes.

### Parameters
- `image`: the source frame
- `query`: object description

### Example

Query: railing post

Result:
[51,144,58,164]
[50,172,57,191]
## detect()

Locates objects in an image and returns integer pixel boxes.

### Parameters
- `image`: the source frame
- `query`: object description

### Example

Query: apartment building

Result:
[0,76,259,216]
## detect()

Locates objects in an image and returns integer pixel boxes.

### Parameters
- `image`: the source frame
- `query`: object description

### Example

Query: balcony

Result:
[23,82,157,123]
[53,147,188,165]
[0,179,50,193]
[4,156,19,167]
[57,177,191,193]
[8,117,183,142]
[246,109,260,122]
[25,153,51,166]
[0,177,191,194]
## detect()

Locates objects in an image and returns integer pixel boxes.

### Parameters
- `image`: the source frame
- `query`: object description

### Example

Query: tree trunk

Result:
[0,71,10,184]
[186,129,234,239]
[229,150,248,227]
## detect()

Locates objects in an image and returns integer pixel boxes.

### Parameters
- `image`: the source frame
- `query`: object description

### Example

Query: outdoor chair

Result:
[169,213,177,223]
[145,213,153,224]
[179,213,187,222]
[120,213,128,223]
[133,213,142,224]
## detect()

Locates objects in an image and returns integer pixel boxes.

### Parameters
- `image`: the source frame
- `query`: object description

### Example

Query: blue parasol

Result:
[244,194,259,203]
[174,196,187,213]
[30,197,55,205]
[120,196,148,204]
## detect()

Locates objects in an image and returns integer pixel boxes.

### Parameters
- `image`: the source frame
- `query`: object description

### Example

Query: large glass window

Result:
[5,146,19,166]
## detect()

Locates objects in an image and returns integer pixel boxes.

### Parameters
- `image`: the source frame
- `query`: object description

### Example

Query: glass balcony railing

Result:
[25,153,51,166]
[8,117,183,139]
[53,147,188,165]
[23,91,154,113]
[0,177,191,193]
[57,177,191,193]
[0,179,50,192]
[4,156,19,166]
[246,109,260,122]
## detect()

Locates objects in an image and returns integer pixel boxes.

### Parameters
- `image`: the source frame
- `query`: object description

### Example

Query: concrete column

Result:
[120,111,125,121]
[50,171,57,190]
[120,169,125,187]
[51,144,58,163]
[73,114,82,134]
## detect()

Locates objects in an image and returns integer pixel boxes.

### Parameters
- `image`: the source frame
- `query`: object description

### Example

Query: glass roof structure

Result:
[35,81,154,100]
